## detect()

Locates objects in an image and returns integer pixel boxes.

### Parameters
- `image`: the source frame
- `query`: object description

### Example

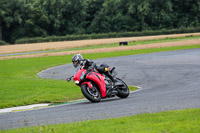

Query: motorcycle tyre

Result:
[116,78,129,98]
[81,84,101,103]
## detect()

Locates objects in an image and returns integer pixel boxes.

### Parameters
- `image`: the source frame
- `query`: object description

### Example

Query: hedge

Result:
[0,40,7,45]
[15,27,200,44]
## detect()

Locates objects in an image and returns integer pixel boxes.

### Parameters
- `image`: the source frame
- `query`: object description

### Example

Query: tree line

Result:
[0,0,200,43]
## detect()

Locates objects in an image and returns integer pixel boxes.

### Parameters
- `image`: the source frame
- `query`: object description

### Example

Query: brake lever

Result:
[66,76,73,82]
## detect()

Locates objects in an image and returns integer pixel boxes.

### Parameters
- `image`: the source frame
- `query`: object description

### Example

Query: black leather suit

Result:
[82,59,115,82]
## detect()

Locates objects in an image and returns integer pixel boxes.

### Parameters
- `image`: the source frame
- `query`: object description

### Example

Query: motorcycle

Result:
[66,65,129,102]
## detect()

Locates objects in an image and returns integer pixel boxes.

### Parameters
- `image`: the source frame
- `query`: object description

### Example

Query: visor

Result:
[73,61,79,68]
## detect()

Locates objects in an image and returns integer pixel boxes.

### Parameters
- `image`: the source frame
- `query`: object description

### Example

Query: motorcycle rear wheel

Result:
[81,83,101,103]
[116,78,129,98]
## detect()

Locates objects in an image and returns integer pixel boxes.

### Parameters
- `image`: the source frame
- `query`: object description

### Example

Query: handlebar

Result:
[66,76,73,82]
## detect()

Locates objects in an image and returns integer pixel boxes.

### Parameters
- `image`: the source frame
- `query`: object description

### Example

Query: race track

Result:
[1,49,200,130]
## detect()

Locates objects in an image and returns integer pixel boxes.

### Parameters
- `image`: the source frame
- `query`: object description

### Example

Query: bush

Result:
[0,40,7,45]
[15,27,200,44]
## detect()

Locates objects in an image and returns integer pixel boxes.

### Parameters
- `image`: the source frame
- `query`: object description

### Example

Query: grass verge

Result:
[129,86,138,91]
[1,108,200,133]
[0,45,200,109]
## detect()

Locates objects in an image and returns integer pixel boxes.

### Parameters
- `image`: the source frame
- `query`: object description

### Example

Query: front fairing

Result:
[73,66,107,98]
[74,65,82,75]
[73,66,86,85]
[86,72,107,98]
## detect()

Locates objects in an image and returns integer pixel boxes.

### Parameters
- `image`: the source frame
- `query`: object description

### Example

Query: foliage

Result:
[0,40,7,45]
[0,0,200,43]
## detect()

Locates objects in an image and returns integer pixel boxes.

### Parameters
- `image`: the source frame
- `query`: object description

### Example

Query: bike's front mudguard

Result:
[81,82,92,89]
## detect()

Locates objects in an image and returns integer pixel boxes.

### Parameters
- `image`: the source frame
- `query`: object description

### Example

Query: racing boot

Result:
[106,71,117,89]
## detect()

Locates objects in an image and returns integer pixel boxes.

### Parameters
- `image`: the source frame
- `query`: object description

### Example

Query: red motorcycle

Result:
[67,65,129,102]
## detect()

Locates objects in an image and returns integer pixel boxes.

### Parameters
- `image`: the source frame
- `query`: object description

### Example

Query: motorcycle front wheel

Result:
[81,83,101,103]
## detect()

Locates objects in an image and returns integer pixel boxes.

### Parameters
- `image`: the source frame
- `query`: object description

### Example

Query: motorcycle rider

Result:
[72,54,117,86]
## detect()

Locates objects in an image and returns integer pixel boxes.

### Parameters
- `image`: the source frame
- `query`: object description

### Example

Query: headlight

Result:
[74,80,80,84]
[80,71,85,81]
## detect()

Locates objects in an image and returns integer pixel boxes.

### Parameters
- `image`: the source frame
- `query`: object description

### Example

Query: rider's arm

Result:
[85,59,96,71]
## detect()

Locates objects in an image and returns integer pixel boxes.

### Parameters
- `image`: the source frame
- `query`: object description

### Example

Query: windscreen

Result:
[74,65,81,75]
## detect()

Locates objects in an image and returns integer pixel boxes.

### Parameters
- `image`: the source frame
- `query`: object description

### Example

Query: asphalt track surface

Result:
[1,49,200,130]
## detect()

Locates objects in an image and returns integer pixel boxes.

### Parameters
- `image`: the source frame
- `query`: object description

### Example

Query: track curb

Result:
[0,86,142,114]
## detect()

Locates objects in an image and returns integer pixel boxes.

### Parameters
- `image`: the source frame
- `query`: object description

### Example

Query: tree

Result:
[147,0,174,30]
[89,0,127,33]
[0,0,29,43]
[85,0,104,33]
[62,0,87,34]
[0,0,200,43]
[171,0,200,27]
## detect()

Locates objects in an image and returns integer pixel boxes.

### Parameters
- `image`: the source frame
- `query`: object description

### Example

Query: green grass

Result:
[1,44,200,109]
[1,108,200,133]
[129,86,137,91]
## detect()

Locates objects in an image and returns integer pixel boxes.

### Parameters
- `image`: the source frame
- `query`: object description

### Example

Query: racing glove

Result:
[88,66,94,71]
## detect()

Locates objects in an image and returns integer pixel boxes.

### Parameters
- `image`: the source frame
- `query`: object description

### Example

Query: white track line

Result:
[0,86,142,113]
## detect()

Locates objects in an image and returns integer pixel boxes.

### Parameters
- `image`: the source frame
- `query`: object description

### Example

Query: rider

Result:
[72,54,117,85]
